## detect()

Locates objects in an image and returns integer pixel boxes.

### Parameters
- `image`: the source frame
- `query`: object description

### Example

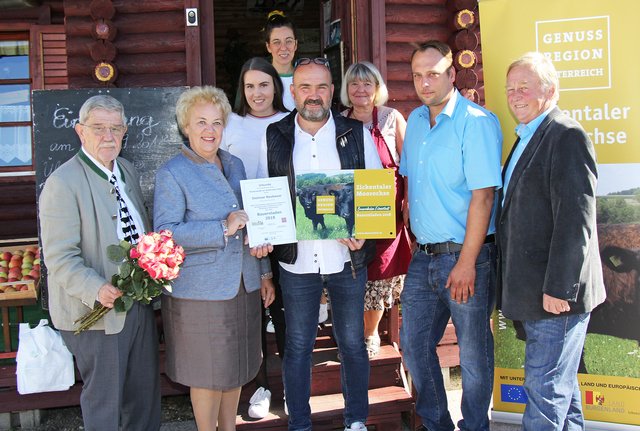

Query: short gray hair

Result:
[507,52,560,103]
[78,95,126,125]
[175,86,231,135]
[340,61,389,107]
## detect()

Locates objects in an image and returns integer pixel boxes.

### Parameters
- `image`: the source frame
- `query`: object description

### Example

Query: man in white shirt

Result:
[260,57,382,431]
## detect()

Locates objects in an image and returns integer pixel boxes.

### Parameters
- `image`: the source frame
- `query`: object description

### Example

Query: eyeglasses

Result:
[80,123,127,136]
[269,38,296,49]
[294,57,330,70]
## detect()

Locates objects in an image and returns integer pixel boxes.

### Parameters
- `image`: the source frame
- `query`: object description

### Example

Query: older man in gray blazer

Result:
[497,52,606,431]
[39,95,160,431]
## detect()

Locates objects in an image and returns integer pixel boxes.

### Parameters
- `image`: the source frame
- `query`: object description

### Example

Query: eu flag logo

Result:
[501,384,528,404]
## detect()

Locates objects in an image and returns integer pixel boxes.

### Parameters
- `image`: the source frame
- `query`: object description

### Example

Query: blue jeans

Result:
[280,263,369,431]
[522,313,590,431]
[401,243,496,431]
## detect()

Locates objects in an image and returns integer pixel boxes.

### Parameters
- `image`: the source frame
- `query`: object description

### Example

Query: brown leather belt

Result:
[417,234,495,255]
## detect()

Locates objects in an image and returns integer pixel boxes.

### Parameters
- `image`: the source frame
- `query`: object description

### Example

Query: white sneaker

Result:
[248,387,271,419]
[345,421,367,430]
[266,318,275,333]
[318,303,329,324]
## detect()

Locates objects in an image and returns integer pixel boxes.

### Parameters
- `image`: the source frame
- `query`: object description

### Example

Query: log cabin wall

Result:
[334,0,485,119]
[212,0,322,103]
[64,0,193,88]
[0,1,66,242]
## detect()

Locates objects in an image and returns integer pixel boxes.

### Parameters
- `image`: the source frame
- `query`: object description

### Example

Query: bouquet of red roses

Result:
[74,230,185,334]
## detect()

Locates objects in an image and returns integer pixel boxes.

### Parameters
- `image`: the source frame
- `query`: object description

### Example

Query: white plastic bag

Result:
[16,319,75,394]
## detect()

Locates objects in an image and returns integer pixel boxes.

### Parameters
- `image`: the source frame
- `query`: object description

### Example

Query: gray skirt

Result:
[161,283,261,390]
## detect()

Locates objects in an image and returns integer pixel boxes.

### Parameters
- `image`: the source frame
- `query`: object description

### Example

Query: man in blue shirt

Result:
[399,40,502,431]
[498,52,605,431]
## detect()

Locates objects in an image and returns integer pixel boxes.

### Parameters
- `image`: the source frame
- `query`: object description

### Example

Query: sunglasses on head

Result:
[294,57,331,69]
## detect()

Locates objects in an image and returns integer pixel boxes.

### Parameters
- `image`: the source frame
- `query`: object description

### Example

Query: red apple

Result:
[1,252,11,261]
[8,277,18,282]
[25,246,38,254]
[19,285,29,291]
[29,269,40,279]
[0,277,7,283]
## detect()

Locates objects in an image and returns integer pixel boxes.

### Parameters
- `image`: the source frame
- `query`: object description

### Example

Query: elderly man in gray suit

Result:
[497,52,606,431]
[39,95,161,431]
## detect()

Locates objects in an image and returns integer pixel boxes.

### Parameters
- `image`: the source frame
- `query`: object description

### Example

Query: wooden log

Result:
[386,23,450,44]
[386,62,413,83]
[93,61,118,84]
[460,88,479,104]
[446,0,478,11]
[386,43,418,63]
[386,0,445,5]
[89,0,116,20]
[0,5,51,24]
[67,55,97,77]
[116,52,186,75]
[454,68,478,88]
[64,0,182,16]
[385,4,449,26]
[66,36,93,56]
[89,40,117,62]
[65,11,183,37]
[387,81,420,101]
[449,29,478,51]
[452,8,476,30]
[114,32,185,55]
[65,16,93,37]
[116,72,186,88]
[453,49,476,70]
[68,75,98,88]
[91,19,117,41]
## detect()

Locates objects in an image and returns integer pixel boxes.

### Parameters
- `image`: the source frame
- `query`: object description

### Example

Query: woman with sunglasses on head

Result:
[220,56,289,420]
[264,10,297,112]
[341,61,412,359]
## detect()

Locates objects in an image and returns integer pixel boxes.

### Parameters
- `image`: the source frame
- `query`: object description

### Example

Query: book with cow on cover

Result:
[295,169,396,240]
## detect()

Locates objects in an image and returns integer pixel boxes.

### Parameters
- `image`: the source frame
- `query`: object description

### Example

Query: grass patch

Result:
[295,203,350,239]
[583,333,640,377]
[494,311,640,377]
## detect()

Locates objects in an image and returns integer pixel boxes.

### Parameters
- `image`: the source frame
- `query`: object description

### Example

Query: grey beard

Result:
[298,104,330,122]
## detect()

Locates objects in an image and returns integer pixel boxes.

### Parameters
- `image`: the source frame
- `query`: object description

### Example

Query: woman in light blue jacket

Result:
[153,86,274,431]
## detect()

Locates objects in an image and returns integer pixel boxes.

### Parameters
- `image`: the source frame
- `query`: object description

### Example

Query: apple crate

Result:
[0,244,41,302]
[0,278,38,301]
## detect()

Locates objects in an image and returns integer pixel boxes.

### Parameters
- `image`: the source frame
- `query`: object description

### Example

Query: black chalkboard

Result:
[32,87,187,309]
[33,87,187,208]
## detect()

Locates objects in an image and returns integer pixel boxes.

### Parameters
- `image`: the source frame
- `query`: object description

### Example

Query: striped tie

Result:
[109,174,139,245]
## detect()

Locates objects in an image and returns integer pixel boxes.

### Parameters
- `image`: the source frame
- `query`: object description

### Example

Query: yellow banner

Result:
[494,367,640,426]
[353,169,396,239]
[479,0,639,164]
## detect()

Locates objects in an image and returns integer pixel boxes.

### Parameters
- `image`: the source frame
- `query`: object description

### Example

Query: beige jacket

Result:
[39,153,150,334]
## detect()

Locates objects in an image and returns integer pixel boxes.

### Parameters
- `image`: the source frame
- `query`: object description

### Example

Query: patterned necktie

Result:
[109,174,139,244]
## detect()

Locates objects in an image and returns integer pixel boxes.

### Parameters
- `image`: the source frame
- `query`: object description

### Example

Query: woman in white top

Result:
[263,10,297,111]
[220,56,288,420]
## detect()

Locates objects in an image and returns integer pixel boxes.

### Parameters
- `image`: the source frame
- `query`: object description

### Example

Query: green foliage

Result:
[607,187,640,196]
[597,196,640,224]
[296,172,354,188]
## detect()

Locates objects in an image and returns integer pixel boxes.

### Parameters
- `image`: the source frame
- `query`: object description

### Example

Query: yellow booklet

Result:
[295,169,396,240]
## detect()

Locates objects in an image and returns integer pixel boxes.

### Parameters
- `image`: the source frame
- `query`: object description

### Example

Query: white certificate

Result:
[240,176,297,248]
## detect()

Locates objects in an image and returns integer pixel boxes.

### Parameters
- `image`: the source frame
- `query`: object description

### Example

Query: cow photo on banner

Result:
[479,0,640,428]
